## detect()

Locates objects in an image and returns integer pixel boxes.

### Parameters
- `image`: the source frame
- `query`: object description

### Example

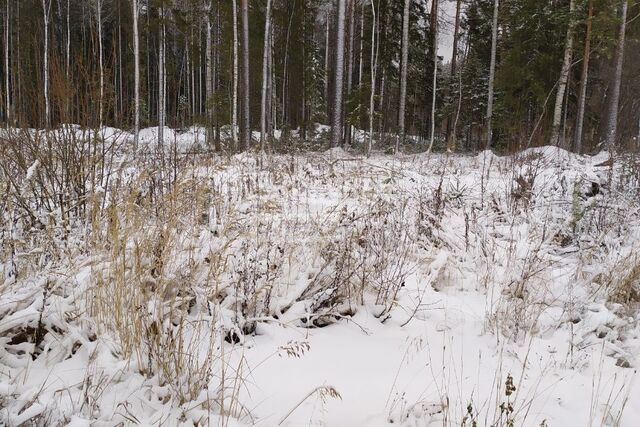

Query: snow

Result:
[1,133,640,426]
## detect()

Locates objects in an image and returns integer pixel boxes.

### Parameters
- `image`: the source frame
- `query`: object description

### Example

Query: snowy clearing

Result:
[1,137,639,426]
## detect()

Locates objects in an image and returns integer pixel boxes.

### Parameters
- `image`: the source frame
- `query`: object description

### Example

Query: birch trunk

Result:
[331,0,346,147]
[397,0,411,153]
[133,0,140,149]
[367,0,379,157]
[5,0,10,123]
[605,0,627,149]
[96,0,104,128]
[232,0,238,147]
[205,6,213,144]
[427,0,438,153]
[241,0,250,149]
[574,0,593,154]
[42,0,51,128]
[158,5,166,150]
[551,0,576,147]
[345,0,355,146]
[260,0,272,151]
[485,0,499,150]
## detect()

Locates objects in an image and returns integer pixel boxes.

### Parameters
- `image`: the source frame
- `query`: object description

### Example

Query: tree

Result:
[260,0,273,151]
[397,0,411,153]
[241,0,250,149]
[574,0,593,154]
[605,0,628,148]
[232,0,239,148]
[133,0,140,149]
[427,0,439,153]
[331,0,346,148]
[485,0,499,149]
[550,0,577,147]
[42,0,51,128]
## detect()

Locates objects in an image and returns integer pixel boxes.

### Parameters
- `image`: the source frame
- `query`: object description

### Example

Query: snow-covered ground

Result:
[1,134,639,426]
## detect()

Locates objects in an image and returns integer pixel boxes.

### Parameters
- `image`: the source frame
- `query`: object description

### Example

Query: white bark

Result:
[158,5,166,149]
[133,0,140,149]
[574,0,593,154]
[397,0,411,152]
[66,0,70,78]
[427,0,438,153]
[345,0,355,146]
[205,5,213,143]
[324,12,330,115]
[260,0,272,150]
[605,0,627,148]
[367,0,379,157]
[485,0,499,149]
[96,0,104,127]
[331,0,346,147]
[5,0,10,123]
[232,0,239,146]
[551,0,576,147]
[42,0,51,128]
[241,0,250,149]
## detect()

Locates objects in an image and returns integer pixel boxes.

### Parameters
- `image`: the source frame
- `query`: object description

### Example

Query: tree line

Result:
[0,0,638,153]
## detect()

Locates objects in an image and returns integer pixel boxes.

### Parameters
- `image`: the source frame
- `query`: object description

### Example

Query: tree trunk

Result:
[574,0,593,154]
[345,0,355,147]
[133,0,140,149]
[260,0,272,151]
[367,0,379,157]
[158,5,166,150]
[232,0,238,147]
[485,0,499,150]
[205,5,213,144]
[427,0,438,153]
[96,0,104,128]
[241,0,250,149]
[605,0,627,149]
[397,0,411,153]
[5,0,10,123]
[324,11,330,119]
[331,0,346,148]
[551,0,576,147]
[42,0,51,128]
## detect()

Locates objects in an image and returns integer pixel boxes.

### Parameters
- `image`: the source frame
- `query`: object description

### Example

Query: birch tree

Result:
[232,0,238,146]
[397,0,411,153]
[42,0,52,128]
[367,0,379,157]
[133,0,140,149]
[605,0,627,149]
[205,2,213,144]
[427,0,438,153]
[5,0,10,123]
[574,0,593,154]
[241,0,250,149]
[260,0,272,151]
[96,0,104,128]
[550,0,576,147]
[158,3,166,149]
[331,0,346,148]
[485,0,499,149]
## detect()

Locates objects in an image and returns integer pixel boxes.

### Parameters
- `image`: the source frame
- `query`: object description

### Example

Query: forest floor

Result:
[1,129,640,426]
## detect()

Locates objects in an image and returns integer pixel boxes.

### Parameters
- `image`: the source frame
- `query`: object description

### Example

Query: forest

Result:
[0,0,638,153]
[1,1,640,426]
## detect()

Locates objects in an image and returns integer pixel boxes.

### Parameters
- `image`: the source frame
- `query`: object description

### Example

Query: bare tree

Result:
[232,0,239,147]
[260,0,272,151]
[241,0,250,149]
[550,0,576,147]
[133,0,140,149]
[605,0,627,149]
[158,2,166,149]
[427,0,438,153]
[96,0,104,128]
[397,0,411,153]
[574,0,593,154]
[42,0,52,128]
[331,0,346,147]
[485,0,499,149]
[4,0,10,123]
[367,0,379,157]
